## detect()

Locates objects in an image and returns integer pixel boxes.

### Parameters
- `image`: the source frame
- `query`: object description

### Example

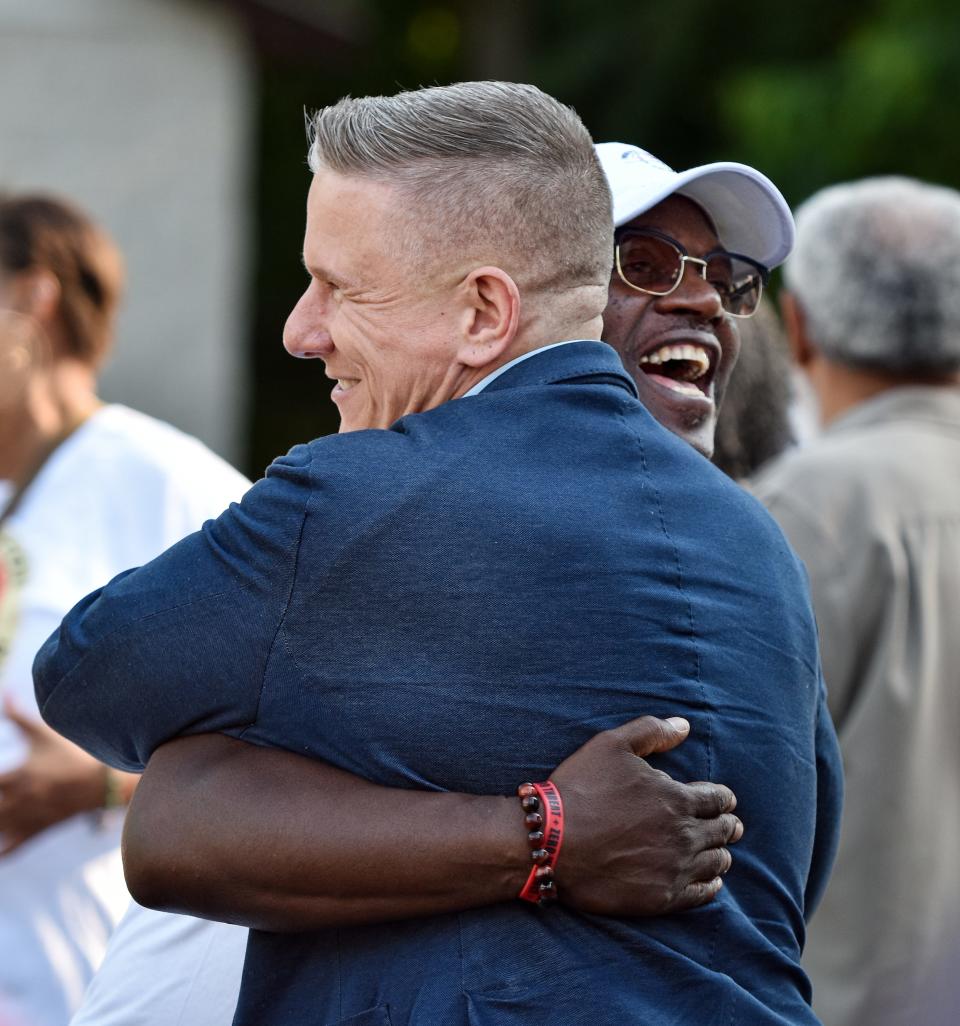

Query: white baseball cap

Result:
[595,142,795,270]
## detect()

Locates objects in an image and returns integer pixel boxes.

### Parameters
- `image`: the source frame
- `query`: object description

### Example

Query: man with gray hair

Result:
[37,82,839,1026]
[753,176,960,1026]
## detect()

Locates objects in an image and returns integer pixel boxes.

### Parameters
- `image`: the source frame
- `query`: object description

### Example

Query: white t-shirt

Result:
[0,404,250,1026]
[71,901,248,1026]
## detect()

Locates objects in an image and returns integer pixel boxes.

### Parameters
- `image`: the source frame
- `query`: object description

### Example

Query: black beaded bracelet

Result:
[516,781,564,904]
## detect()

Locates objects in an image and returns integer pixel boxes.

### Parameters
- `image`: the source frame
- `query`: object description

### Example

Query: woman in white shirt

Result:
[0,194,248,1026]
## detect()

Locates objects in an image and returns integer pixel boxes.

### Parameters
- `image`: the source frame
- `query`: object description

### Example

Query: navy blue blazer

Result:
[36,342,841,1026]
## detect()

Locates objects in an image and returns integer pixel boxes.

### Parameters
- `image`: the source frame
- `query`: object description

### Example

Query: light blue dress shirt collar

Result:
[462,341,583,397]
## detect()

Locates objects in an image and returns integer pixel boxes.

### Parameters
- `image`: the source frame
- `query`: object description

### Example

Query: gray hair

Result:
[785,176,960,375]
[306,81,612,295]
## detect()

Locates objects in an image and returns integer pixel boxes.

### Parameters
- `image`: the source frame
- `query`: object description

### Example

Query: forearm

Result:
[123,734,529,931]
[125,718,741,931]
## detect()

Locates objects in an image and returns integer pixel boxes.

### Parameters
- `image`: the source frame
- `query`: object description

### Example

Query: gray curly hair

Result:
[785,176,960,375]
[305,81,612,296]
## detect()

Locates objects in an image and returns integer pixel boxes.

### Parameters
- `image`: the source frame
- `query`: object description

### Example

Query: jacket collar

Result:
[828,384,960,436]
[480,340,638,399]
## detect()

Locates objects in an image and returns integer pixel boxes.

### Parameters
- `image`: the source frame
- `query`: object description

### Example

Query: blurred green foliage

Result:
[246,0,960,472]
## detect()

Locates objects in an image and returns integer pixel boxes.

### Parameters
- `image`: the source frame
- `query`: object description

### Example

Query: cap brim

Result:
[614,162,795,269]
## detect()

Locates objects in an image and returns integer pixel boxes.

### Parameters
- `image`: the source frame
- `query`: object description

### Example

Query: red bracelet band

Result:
[516,780,565,904]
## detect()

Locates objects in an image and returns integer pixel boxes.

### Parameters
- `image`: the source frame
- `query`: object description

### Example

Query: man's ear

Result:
[456,266,520,368]
[9,268,61,326]
[779,290,815,368]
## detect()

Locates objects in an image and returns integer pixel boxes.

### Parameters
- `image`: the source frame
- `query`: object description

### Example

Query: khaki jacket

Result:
[753,386,960,1026]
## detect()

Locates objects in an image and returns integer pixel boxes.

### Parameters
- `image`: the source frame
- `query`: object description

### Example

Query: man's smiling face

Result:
[601,195,741,457]
[283,169,469,433]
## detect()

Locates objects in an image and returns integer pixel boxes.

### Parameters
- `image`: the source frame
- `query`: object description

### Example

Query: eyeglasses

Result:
[614,227,769,318]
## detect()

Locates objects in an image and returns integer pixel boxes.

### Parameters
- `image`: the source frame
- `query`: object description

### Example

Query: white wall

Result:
[0,0,254,464]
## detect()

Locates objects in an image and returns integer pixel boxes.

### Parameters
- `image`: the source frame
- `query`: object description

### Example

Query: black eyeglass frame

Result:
[613,226,770,319]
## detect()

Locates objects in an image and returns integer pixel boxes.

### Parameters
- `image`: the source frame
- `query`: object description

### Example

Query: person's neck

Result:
[809,357,960,428]
[0,360,101,488]
[454,312,604,398]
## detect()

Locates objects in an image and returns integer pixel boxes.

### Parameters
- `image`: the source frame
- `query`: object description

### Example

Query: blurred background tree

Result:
[247,0,960,472]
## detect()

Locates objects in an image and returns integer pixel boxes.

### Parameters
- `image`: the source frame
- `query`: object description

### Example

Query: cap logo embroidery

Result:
[621,148,671,172]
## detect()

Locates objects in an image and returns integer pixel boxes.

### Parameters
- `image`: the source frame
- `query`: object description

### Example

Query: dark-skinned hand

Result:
[553,715,742,916]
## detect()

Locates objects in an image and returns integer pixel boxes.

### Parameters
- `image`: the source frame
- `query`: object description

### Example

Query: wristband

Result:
[103,768,125,810]
[516,780,565,904]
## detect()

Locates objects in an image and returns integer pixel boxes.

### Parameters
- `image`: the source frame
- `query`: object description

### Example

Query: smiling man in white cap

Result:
[595,142,793,457]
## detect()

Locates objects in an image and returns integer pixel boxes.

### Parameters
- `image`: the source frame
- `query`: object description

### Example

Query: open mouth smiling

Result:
[636,339,719,399]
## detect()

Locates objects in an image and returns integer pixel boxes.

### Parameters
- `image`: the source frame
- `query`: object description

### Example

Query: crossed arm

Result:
[123,716,743,932]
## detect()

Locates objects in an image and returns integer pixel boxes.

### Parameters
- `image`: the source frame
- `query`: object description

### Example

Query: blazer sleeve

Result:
[33,446,312,772]
[803,667,844,920]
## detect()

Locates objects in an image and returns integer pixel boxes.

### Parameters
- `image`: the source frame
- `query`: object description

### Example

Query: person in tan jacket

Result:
[753,176,960,1026]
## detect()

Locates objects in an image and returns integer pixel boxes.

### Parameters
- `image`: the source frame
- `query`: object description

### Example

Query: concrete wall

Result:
[0,0,254,464]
